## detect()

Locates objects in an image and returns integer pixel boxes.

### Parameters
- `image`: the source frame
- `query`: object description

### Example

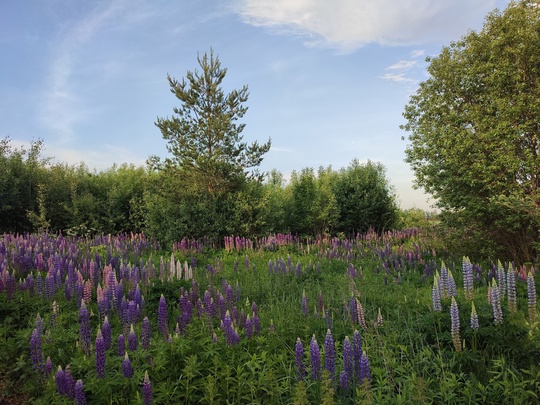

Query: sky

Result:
[1,0,512,210]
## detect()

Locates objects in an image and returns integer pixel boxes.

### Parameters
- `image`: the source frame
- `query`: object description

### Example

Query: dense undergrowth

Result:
[1,230,539,404]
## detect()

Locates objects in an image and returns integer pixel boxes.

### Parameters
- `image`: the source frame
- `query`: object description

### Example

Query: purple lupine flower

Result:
[142,316,151,350]
[359,351,370,382]
[470,301,479,331]
[79,301,91,355]
[353,330,362,383]
[432,277,442,312]
[317,292,324,313]
[507,264,517,313]
[310,335,321,381]
[102,316,112,350]
[339,370,349,390]
[325,309,332,330]
[245,315,253,339]
[64,365,75,399]
[30,328,44,374]
[35,313,44,336]
[450,296,461,351]
[448,270,457,298]
[122,352,133,378]
[142,370,153,405]
[528,271,537,324]
[324,329,335,380]
[128,324,138,351]
[490,279,503,325]
[245,255,250,269]
[251,301,258,316]
[158,294,169,339]
[55,366,67,396]
[45,356,53,375]
[223,310,235,345]
[301,290,308,316]
[95,329,106,378]
[497,260,507,299]
[253,312,260,336]
[74,379,87,405]
[295,337,305,381]
[343,336,353,382]
[462,256,474,301]
[117,334,125,357]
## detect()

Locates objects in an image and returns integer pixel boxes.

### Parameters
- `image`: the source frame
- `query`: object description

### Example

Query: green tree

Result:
[401,1,540,262]
[153,49,271,194]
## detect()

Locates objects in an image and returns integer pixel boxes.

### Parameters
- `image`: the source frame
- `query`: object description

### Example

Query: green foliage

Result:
[402,1,540,263]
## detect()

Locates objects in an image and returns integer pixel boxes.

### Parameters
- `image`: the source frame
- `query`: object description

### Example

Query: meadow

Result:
[1,230,539,404]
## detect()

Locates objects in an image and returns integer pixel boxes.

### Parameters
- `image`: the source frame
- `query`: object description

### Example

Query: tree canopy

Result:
[401,1,540,262]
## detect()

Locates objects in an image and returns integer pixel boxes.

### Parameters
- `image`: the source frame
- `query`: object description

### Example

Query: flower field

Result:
[1,230,540,404]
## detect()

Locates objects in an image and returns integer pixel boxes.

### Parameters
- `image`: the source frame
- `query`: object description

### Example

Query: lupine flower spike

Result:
[324,329,335,380]
[142,370,153,405]
[295,337,305,381]
[450,296,461,351]
[507,264,517,314]
[527,270,537,326]
[470,301,479,331]
[310,335,321,381]
[74,379,87,405]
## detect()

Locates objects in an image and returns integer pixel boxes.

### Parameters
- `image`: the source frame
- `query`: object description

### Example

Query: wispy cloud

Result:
[380,73,417,83]
[386,60,417,71]
[235,0,498,51]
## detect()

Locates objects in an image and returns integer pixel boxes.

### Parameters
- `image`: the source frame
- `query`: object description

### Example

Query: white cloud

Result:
[380,73,417,83]
[386,60,417,70]
[235,0,499,50]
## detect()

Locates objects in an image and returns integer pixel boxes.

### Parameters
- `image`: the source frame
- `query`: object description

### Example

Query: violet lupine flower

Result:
[30,328,44,374]
[253,312,261,336]
[74,379,87,405]
[83,279,92,305]
[128,324,138,351]
[507,264,517,314]
[324,329,335,380]
[353,330,363,383]
[142,371,153,405]
[142,316,151,349]
[245,255,250,270]
[490,279,503,325]
[95,329,106,378]
[79,301,91,355]
[301,290,308,316]
[440,265,449,299]
[343,336,353,382]
[251,301,258,316]
[359,351,370,383]
[448,271,457,298]
[462,256,474,301]
[55,366,67,396]
[45,356,54,375]
[527,271,537,324]
[223,310,235,345]
[117,334,125,357]
[450,296,461,352]
[310,335,321,381]
[64,365,76,398]
[317,292,324,313]
[432,277,442,312]
[325,310,332,331]
[497,260,507,299]
[35,313,44,336]
[122,352,133,378]
[340,370,349,390]
[245,315,253,339]
[158,294,169,339]
[295,337,305,381]
[470,301,479,331]
[102,316,112,350]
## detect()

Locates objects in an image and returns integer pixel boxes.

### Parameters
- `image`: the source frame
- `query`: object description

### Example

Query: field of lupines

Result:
[1,230,540,404]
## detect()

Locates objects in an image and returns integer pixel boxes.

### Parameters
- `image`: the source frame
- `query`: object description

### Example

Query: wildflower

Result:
[490,279,503,325]
[310,335,321,381]
[507,264,517,314]
[245,315,252,339]
[30,328,44,374]
[450,296,461,351]
[142,316,151,349]
[470,301,479,331]
[324,329,335,380]
[102,316,112,350]
[432,276,442,312]
[95,329,106,378]
[79,301,91,355]
[462,256,474,301]
[356,299,367,328]
[349,296,357,324]
[377,308,383,326]
[55,366,67,396]
[301,290,308,316]
[45,356,53,375]
[158,294,169,339]
[122,352,133,378]
[343,336,353,382]
[359,351,370,382]
[74,379,87,405]
[295,337,305,380]
[142,371,153,405]
[253,312,261,336]
[497,260,506,299]
[128,324,138,351]
[117,334,125,357]
[527,270,537,325]
[353,330,363,383]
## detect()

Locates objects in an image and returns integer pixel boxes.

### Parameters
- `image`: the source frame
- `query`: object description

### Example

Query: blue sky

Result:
[2,0,511,210]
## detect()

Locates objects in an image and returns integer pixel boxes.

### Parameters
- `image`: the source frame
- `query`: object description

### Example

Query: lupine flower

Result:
[142,316,151,349]
[295,337,305,381]
[79,301,91,355]
[353,330,362,382]
[51,301,59,328]
[122,352,133,378]
[507,264,517,314]
[450,296,461,351]
[253,312,261,336]
[448,270,457,298]
[74,379,87,405]
[497,260,507,299]
[301,290,308,316]
[470,301,479,331]
[462,256,474,301]
[64,365,75,398]
[343,336,353,382]
[128,324,138,351]
[142,371,153,405]
[35,313,44,336]
[349,296,357,324]
[490,279,503,325]
[325,309,332,330]
[245,315,252,339]
[324,329,335,380]
[55,366,67,396]
[95,329,106,378]
[359,351,370,382]
[310,335,321,381]
[527,271,537,325]
[45,356,53,375]
[102,316,112,350]
[356,299,367,328]
[30,328,44,373]
[432,277,442,312]
[158,294,169,339]
[117,334,125,357]
[340,370,349,390]
[377,308,383,326]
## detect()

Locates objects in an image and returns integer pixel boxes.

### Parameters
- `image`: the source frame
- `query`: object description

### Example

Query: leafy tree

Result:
[401,1,540,262]
[153,49,271,194]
